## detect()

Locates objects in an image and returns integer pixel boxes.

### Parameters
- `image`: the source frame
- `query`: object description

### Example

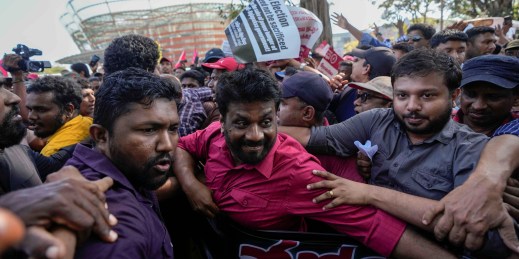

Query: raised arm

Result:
[173,147,219,218]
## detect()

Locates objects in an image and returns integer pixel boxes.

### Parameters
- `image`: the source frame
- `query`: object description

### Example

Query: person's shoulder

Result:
[450,120,489,144]
[276,133,321,163]
[493,119,519,137]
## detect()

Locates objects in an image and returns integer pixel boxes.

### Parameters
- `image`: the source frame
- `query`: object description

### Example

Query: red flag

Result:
[191,48,199,65]
[175,50,187,69]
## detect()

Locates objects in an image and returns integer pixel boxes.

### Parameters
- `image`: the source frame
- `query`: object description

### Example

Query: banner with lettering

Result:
[225,0,300,63]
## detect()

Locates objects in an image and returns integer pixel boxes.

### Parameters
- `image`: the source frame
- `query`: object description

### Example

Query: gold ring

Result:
[328,190,334,198]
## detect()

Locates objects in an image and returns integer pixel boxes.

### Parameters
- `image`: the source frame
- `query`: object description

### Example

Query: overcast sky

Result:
[0,0,383,63]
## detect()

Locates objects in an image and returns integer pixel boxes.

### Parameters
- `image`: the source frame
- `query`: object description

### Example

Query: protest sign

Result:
[287,6,323,59]
[315,41,341,79]
[225,0,300,63]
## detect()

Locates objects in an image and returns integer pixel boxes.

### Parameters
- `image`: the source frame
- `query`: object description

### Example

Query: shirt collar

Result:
[72,144,137,193]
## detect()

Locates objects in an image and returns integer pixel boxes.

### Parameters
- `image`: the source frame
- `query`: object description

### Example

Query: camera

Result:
[11,44,51,72]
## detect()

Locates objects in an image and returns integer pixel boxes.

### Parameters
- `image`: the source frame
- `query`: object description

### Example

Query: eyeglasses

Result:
[0,77,13,88]
[407,35,422,42]
[505,50,519,58]
[355,92,390,103]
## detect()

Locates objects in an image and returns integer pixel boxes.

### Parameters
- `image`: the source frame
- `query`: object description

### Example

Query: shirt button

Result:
[393,163,398,167]
[242,199,248,206]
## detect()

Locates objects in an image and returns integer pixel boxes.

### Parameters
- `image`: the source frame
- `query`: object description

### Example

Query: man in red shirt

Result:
[173,68,454,258]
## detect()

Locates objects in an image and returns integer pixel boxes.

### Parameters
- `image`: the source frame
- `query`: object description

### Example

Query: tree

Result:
[375,0,514,24]
[299,0,333,49]
[445,0,514,18]
[377,0,437,24]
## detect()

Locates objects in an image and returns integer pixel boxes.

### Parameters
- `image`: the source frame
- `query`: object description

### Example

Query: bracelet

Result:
[12,80,24,84]
[299,63,307,70]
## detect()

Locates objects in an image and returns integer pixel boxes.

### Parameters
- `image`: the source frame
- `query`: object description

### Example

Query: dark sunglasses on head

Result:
[355,92,389,103]
[407,35,422,42]
[0,77,13,88]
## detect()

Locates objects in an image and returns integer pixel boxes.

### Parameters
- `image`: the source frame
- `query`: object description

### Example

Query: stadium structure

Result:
[58,0,231,64]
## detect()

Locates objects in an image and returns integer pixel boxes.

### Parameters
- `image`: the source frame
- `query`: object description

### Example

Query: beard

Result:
[394,102,453,136]
[0,106,27,149]
[108,142,172,190]
[223,129,276,165]
[33,113,65,138]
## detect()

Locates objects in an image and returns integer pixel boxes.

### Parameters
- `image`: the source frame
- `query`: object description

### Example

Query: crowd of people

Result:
[0,9,519,259]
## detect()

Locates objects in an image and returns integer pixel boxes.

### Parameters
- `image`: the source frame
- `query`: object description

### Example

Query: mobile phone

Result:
[90,55,100,67]
[504,16,512,25]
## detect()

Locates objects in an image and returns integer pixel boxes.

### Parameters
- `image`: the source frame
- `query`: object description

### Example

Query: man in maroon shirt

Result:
[174,68,454,258]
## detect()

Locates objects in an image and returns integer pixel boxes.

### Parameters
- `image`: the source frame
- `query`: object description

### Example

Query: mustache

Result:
[6,105,20,120]
[242,140,264,147]
[144,153,174,170]
[403,112,426,119]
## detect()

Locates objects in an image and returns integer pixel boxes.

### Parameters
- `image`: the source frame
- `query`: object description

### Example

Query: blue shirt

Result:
[179,87,213,136]
[493,119,519,137]
[67,144,174,259]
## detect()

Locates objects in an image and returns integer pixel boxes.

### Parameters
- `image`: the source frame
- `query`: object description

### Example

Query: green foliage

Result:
[43,66,67,75]
[376,0,514,23]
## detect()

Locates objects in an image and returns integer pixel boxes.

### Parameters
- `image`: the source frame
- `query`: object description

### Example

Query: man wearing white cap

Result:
[349,76,393,114]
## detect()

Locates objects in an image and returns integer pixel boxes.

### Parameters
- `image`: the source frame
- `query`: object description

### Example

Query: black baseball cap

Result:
[203,48,225,63]
[281,72,333,112]
[461,55,519,89]
[351,47,396,78]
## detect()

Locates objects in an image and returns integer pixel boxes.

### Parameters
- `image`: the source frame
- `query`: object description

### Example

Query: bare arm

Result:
[308,170,438,232]
[277,126,311,146]
[331,12,364,42]
[173,148,219,218]
[392,227,456,259]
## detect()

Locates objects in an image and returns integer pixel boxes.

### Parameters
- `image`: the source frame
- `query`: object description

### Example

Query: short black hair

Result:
[339,61,352,66]
[392,42,414,53]
[392,48,461,93]
[71,63,90,78]
[94,67,182,134]
[89,76,101,83]
[430,29,468,48]
[466,27,495,43]
[216,68,280,118]
[103,34,159,76]
[179,70,205,87]
[407,23,436,40]
[27,76,82,112]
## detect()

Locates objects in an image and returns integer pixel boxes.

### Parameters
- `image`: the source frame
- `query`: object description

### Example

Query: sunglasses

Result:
[356,92,389,103]
[505,50,519,58]
[0,77,13,88]
[407,35,422,42]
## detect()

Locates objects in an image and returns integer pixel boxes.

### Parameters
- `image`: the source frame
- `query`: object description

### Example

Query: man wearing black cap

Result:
[454,55,519,136]
[278,72,364,182]
[330,46,396,122]
[202,48,225,64]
